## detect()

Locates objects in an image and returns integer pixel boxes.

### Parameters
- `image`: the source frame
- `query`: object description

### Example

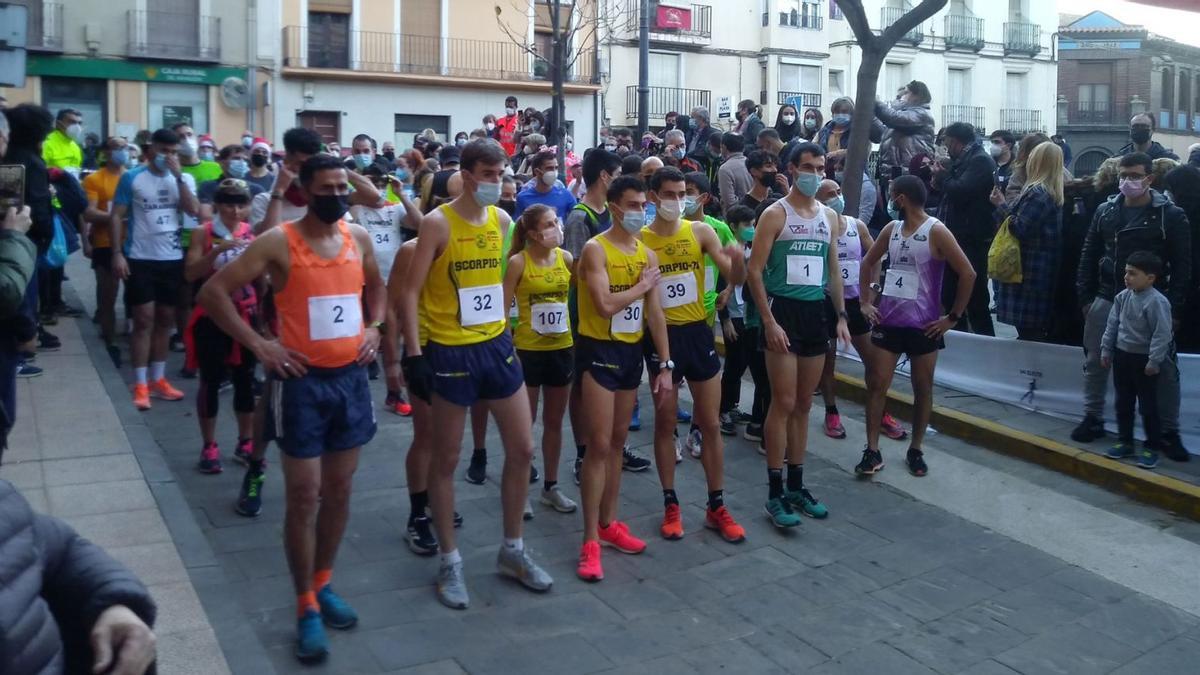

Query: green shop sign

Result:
[26,56,244,86]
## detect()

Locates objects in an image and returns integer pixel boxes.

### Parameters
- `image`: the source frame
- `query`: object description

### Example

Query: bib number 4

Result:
[883,268,918,300]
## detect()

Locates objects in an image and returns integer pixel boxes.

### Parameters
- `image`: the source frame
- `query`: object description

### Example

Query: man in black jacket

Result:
[1116,113,1179,161]
[932,122,996,335]
[1073,152,1192,460]
[0,480,157,674]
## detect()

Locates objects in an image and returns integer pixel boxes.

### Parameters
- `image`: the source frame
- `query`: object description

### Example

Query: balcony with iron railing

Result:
[1003,21,1041,56]
[881,3,923,45]
[633,3,712,44]
[944,12,983,52]
[1065,100,1129,126]
[767,8,823,30]
[626,85,710,121]
[999,108,1043,134]
[778,91,822,108]
[127,10,220,61]
[282,27,598,85]
[941,104,986,132]
[27,1,63,52]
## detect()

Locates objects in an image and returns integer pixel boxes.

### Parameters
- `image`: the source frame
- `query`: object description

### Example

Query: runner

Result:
[198,153,385,663]
[399,138,552,610]
[502,204,578,514]
[574,174,672,581]
[813,179,908,443]
[82,136,129,367]
[351,161,423,416]
[858,175,976,477]
[640,166,747,542]
[745,142,850,529]
[716,205,758,437]
[110,128,199,410]
[183,179,258,475]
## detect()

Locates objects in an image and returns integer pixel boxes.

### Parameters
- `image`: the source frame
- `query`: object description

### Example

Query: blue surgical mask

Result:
[683,196,701,216]
[834,171,845,184]
[474,180,501,206]
[395,169,410,182]
[354,153,373,170]
[795,172,821,197]
[833,114,851,126]
[617,207,645,233]
[228,159,249,178]
[824,195,845,214]
[110,149,129,167]
[887,200,902,221]
[153,155,168,171]
[199,149,215,162]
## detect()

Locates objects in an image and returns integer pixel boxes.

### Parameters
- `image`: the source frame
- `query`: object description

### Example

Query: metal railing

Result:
[626,85,710,121]
[778,9,823,30]
[1003,21,1041,55]
[282,27,598,84]
[999,108,1043,134]
[127,10,220,61]
[944,12,983,51]
[637,2,712,42]
[1067,100,1129,126]
[778,91,822,108]
[881,3,923,44]
[27,1,63,52]
[941,104,986,132]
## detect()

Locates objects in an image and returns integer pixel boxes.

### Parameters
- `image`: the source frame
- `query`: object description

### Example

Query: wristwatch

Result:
[838,310,849,320]
[270,192,284,201]
[660,359,675,373]
[368,320,384,330]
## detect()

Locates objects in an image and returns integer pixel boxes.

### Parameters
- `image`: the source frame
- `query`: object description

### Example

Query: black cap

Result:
[439,145,461,164]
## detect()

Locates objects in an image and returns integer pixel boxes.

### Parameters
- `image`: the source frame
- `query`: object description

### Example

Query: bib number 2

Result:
[308,294,362,341]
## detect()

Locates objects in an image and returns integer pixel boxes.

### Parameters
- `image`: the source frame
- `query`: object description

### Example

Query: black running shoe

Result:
[465,450,487,484]
[529,463,540,484]
[719,412,736,436]
[573,458,583,485]
[235,467,265,517]
[621,446,651,472]
[406,515,438,555]
[38,330,61,351]
[906,448,928,477]
[1160,432,1190,463]
[454,511,463,528]
[854,448,885,476]
[1070,415,1105,443]
[169,334,185,353]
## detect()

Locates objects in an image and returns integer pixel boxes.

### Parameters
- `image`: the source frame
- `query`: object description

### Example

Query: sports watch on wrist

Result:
[660,359,675,373]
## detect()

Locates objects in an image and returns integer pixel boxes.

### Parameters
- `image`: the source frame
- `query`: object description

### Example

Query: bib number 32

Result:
[458,284,504,327]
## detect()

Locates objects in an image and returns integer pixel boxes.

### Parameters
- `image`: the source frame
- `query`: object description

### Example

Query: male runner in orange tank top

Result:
[199,154,385,664]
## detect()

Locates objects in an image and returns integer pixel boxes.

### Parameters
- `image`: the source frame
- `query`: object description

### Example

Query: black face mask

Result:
[310,194,349,224]
[1130,128,1151,144]
[759,171,777,188]
[250,154,269,168]
[382,151,395,161]
[498,199,517,217]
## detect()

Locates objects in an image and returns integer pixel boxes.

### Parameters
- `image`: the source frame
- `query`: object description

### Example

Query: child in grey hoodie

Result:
[1100,251,1174,469]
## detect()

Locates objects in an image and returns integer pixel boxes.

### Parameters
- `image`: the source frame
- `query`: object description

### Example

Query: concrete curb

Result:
[832,372,1200,522]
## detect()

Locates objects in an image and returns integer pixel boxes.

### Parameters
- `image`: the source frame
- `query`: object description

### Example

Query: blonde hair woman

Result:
[989,141,1065,340]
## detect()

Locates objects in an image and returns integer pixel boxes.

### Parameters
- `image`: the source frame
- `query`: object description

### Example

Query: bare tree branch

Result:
[838,0,876,48]
[879,0,947,47]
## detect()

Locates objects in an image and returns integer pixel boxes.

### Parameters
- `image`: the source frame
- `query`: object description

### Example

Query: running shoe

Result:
[38,330,61,351]
[406,515,438,555]
[1070,415,1106,443]
[316,585,358,629]
[132,383,151,411]
[705,505,746,543]
[785,488,828,519]
[453,511,464,528]
[676,407,692,423]
[686,426,703,458]
[295,609,328,663]
[1160,432,1190,462]
[540,485,578,513]
[197,442,222,474]
[436,561,469,609]
[673,433,683,464]
[823,412,847,439]
[1105,442,1136,459]
[854,448,884,475]
[1137,448,1159,470]
[573,457,583,485]
[731,407,752,424]
[621,446,650,472]
[497,547,553,592]
[151,378,185,401]
[465,451,487,484]
[235,467,265,517]
[629,403,642,431]
[529,463,540,483]
[764,497,802,529]
[880,413,908,440]
[523,497,534,521]
[744,423,764,442]
[384,391,413,416]
[16,363,42,378]
[905,448,928,477]
[233,438,254,465]
[719,412,736,436]
[178,367,197,380]
[577,541,603,582]
[660,503,684,540]
[598,520,646,554]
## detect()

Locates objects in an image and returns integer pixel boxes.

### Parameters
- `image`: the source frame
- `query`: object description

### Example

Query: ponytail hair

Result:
[510,204,556,256]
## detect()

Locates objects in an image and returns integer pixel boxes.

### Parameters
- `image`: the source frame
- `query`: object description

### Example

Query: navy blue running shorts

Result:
[424,332,525,406]
[266,363,377,459]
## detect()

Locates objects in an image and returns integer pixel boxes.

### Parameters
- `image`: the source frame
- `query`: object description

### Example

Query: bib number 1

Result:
[786,254,824,286]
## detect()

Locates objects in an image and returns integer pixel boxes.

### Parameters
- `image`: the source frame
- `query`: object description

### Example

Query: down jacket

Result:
[873,100,936,179]
[0,480,157,674]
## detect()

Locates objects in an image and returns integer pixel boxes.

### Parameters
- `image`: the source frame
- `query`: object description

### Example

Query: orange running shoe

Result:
[598,520,646,554]
[705,505,746,543]
[576,540,603,581]
[660,503,684,540]
[132,383,151,411]
[151,378,185,401]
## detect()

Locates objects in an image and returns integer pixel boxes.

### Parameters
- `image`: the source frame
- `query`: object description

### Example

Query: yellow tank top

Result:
[514,249,573,351]
[640,220,707,325]
[578,234,650,344]
[421,204,506,346]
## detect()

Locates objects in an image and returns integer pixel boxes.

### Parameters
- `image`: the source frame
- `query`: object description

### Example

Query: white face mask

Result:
[485,122,496,131]
[179,138,197,157]
[506,107,517,116]
[657,198,683,221]
[65,123,83,141]
[540,170,558,187]
[781,115,796,125]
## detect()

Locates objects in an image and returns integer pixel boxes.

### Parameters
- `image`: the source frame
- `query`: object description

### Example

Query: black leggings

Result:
[743,325,771,426]
[720,318,749,413]
[194,317,256,419]
[1112,348,1160,448]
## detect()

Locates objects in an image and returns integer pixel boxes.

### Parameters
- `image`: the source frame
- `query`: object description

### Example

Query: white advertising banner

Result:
[841,332,1199,454]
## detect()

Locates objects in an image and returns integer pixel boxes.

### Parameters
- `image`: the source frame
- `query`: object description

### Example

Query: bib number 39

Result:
[308,294,362,341]
[458,284,504,327]
[611,299,643,334]
[659,272,698,309]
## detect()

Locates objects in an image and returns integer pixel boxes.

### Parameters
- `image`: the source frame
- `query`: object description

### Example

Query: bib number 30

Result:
[611,299,643,334]
[308,294,363,341]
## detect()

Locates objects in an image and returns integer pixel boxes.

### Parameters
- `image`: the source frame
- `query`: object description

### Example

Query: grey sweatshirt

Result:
[1100,286,1174,366]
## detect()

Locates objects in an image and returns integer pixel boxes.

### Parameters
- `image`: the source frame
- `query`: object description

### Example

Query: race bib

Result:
[659,272,699,309]
[883,268,918,300]
[531,302,568,334]
[786,255,824,286]
[371,229,398,252]
[458,283,504,326]
[508,297,519,320]
[704,267,716,294]
[308,294,362,341]
[146,207,179,235]
[611,299,643,334]
[734,285,744,306]
[839,260,861,285]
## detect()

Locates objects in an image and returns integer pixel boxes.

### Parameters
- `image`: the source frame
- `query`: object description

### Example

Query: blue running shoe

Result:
[295,609,329,663]
[317,586,358,629]
[629,401,642,431]
[1105,442,1135,460]
[676,406,692,423]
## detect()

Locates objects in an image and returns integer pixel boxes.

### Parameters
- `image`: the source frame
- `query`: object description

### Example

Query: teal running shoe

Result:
[764,497,801,529]
[317,585,358,629]
[786,488,828,519]
[295,609,329,663]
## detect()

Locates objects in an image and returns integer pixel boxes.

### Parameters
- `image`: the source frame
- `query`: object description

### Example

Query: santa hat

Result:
[251,137,272,153]
[198,134,216,148]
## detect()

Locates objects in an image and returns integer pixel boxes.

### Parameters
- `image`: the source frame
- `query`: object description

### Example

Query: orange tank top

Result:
[275,220,364,368]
